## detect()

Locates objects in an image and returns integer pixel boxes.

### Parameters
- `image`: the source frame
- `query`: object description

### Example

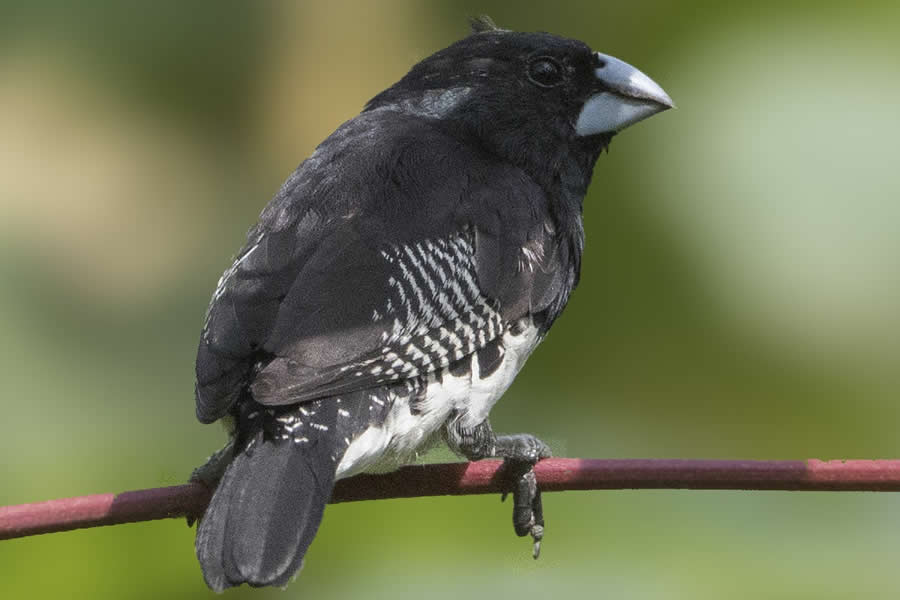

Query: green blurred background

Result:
[2,1,899,598]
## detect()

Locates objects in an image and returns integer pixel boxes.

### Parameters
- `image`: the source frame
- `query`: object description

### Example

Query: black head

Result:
[365,21,673,191]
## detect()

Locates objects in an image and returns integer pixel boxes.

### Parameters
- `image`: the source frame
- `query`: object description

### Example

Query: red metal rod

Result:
[3,458,900,541]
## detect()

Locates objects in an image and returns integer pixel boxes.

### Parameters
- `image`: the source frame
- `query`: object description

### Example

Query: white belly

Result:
[335,320,540,479]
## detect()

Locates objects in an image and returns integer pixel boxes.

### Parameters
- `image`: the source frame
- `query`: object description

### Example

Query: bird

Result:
[191,16,673,592]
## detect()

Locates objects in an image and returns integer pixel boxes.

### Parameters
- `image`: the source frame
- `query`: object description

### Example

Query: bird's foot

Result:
[186,441,234,526]
[189,441,234,488]
[444,419,550,557]
[496,434,551,559]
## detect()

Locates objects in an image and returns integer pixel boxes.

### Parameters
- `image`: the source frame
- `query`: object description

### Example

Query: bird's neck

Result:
[540,134,613,326]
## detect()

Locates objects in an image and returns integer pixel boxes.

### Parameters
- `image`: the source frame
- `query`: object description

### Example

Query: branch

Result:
[3,458,900,541]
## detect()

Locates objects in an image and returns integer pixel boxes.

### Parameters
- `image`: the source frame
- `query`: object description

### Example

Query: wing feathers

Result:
[252,229,505,405]
[195,112,564,418]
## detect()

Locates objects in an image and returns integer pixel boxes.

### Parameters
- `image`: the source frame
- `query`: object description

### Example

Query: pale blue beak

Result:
[575,52,674,136]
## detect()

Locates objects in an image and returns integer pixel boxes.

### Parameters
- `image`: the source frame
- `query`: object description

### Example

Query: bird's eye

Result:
[527,58,564,88]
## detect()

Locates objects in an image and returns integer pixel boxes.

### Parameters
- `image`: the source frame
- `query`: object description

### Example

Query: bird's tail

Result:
[195,414,339,592]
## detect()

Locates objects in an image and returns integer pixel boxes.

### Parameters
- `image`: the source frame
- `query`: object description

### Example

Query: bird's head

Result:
[365,18,673,190]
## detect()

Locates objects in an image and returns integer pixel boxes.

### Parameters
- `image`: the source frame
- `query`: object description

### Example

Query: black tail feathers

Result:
[196,428,338,592]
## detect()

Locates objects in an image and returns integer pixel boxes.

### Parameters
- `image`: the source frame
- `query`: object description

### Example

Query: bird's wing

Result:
[195,112,568,422]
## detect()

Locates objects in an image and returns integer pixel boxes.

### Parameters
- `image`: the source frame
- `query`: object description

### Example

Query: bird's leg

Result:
[186,441,235,526]
[445,417,551,558]
[189,440,234,486]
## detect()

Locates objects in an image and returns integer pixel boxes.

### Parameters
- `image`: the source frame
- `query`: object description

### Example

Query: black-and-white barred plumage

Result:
[336,230,505,381]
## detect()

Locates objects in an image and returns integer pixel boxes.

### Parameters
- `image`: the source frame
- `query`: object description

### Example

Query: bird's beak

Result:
[575,52,674,137]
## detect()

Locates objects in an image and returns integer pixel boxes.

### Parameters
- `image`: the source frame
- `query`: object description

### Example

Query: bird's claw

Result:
[503,455,546,559]
[186,442,234,526]
[531,525,543,559]
[456,428,549,557]
[497,433,552,463]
